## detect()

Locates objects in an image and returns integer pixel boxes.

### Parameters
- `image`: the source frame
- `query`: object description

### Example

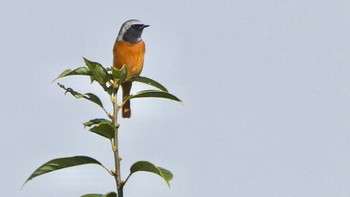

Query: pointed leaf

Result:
[81,194,103,197]
[81,192,116,197]
[123,90,182,105]
[127,161,173,188]
[84,93,104,108]
[83,118,112,127]
[23,156,109,187]
[89,122,115,139]
[83,58,109,85]
[103,192,117,197]
[128,76,168,92]
[83,119,114,139]
[58,83,105,109]
[54,67,91,82]
[111,65,128,84]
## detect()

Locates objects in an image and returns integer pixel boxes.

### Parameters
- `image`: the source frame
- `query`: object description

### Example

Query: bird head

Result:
[117,19,149,44]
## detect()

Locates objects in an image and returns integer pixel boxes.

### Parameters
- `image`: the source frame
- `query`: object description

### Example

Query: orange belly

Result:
[113,40,145,78]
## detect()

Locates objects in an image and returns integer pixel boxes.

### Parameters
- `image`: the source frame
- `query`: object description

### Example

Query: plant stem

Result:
[112,93,123,197]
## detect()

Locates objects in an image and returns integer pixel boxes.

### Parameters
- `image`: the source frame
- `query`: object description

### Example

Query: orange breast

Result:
[113,41,145,78]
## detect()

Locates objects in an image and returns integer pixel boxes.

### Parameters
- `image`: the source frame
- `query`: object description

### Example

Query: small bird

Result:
[113,19,149,118]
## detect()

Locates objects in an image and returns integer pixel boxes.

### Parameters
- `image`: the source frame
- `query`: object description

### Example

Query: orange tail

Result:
[122,81,132,118]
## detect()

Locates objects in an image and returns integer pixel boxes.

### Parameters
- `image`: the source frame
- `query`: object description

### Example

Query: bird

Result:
[113,19,149,118]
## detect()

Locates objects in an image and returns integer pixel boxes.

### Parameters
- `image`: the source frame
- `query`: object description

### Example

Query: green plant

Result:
[23,58,181,197]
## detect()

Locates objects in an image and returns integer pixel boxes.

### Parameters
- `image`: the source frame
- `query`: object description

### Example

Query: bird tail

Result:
[122,81,132,118]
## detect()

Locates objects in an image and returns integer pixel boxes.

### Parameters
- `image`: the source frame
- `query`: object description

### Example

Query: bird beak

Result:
[143,24,150,28]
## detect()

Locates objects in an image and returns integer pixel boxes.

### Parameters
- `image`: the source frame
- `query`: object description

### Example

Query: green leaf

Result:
[83,118,112,127]
[83,119,115,139]
[53,67,91,82]
[111,65,128,84]
[81,194,103,197]
[123,90,182,105]
[23,156,109,187]
[83,58,109,85]
[58,83,104,109]
[81,192,117,197]
[84,93,104,108]
[88,122,115,139]
[103,192,117,197]
[128,76,168,92]
[126,161,173,188]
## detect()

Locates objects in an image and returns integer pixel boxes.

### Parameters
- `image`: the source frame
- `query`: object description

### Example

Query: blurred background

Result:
[1,0,350,196]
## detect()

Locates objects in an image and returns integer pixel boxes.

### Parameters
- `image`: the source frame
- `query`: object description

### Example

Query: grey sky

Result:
[1,0,350,196]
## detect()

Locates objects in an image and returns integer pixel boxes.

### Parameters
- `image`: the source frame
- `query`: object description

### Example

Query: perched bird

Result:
[113,19,149,118]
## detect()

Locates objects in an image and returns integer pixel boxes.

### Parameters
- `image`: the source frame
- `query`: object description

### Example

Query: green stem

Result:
[112,93,123,197]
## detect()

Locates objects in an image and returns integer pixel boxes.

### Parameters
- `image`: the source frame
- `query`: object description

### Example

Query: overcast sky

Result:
[2,0,350,197]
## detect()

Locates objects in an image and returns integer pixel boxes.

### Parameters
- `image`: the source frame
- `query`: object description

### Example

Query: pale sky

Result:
[2,0,350,197]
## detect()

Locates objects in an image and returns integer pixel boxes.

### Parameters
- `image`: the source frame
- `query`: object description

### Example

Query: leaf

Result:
[123,90,182,105]
[126,161,173,188]
[103,192,117,197]
[81,194,103,197]
[53,67,91,82]
[83,118,112,127]
[89,122,115,139]
[83,119,115,139]
[83,58,109,85]
[81,192,117,197]
[111,65,128,84]
[58,83,104,109]
[84,93,104,108]
[128,76,168,92]
[23,156,109,187]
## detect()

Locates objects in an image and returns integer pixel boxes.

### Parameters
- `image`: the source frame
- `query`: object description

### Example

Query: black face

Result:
[123,24,149,44]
